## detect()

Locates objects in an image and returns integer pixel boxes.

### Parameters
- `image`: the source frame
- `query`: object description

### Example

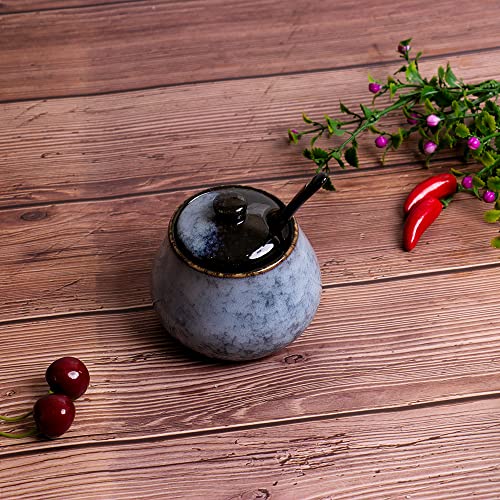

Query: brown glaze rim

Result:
[168,185,299,279]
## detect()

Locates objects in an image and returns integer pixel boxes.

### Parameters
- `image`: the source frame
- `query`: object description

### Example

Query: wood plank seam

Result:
[327,261,500,288]
[0,160,439,213]
[1,45,499,106]
[0,304,153,327]
[0,0,147,17]
[1,392,499,461]
[1,259,499,327]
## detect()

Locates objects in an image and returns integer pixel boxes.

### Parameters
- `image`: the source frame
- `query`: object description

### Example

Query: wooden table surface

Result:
[1,1,500,498]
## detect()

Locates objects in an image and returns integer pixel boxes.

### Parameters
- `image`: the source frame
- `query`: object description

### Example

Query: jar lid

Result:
[169,185,296,276]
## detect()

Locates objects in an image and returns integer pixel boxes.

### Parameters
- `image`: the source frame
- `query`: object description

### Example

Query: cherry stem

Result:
[0,428,37,439]
[0,410,33,423]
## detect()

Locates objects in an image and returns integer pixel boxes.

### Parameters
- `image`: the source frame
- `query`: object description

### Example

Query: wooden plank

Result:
[1,0,499,100]
[1,171,498,322]
[1,268,499,449]
[1,399,499,498]
[0,0,140,14]
[1,50,499,208]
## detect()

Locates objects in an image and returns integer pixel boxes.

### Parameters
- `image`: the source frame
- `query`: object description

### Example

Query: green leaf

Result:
[418,138,425,154]
[455,123,470,138]
[367,73,376,83]
[423,98,436,114]
[485,100,500,120]
[473,176,486,188]
[464,98,475,111]
[479,151,496,168]
[360,104,373,119]
[437,66,445,83]
[475,111,489,135]
[330,151,345,169]
[420,85,435,100]
[487,176,500,192]
[387,75,396,84]
[452,100,462,117]
[303,148,312,160]
[395,65,407,75]
[302,112,313,124]
[484,210,500,223]
[339,102,355,116]
[444,63,458,87]
[288,129,299,144]
[405,61,423,83]
[368,124,383,134]
[483,111,497,132]
[434,89,454,107]
[399,37,412,46]
[310,134,320,147]
[324,115,336,134]
[450,168,464,176]
[325,115,345,136]
[490,236,500,249]
[389,82,397,98]
[336,157,346,168]
[311,147,329,160]
[441,130,455,148]
[418,126,432,141]
[344,147,359,168]
[391,128,405,150]
[323,177,336,191]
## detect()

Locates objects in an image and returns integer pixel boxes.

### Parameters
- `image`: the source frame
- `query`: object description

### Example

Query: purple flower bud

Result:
[483,190,497,203]
[398,44,410,54]
[461,175,473,189]
[407,113,419,125]
[375,136,388,148]
[467,136,481,150]
[291,129,299,135]
[423,141,437,155]
[426,114,441,127]
[368,82,382,94]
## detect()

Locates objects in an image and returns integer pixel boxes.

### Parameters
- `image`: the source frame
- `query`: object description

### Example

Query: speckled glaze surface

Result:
[152,227,322,361]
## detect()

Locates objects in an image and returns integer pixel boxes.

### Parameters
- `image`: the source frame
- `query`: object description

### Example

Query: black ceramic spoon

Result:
[268,172,328,231]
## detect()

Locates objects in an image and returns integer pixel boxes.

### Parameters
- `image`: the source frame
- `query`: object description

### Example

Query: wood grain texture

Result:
[1,170,498,322]
[1,0,500,100]
[1,51,499,208]
[1,267,499,449]
[1,399,499,499]
[0,0,141,14]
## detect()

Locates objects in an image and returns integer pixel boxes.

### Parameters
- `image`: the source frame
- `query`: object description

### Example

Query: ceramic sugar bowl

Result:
[152,174,326,361]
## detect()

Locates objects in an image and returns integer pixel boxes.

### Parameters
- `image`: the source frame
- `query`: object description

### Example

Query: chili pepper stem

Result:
[440,195,454,209]
[0,428,37,439]
[0,410,33,423]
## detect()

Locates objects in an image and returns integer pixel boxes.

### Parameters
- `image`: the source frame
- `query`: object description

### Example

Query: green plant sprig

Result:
[288,39,500,247]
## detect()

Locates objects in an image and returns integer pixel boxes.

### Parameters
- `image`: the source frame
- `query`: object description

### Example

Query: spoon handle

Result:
[273,173,328,228]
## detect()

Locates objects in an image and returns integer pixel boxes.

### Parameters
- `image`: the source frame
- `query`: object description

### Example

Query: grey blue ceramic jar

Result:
[152,182,322,361]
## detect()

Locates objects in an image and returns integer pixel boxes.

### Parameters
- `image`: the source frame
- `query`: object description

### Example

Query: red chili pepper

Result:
[403,197,443,251]
[403,173,457,213]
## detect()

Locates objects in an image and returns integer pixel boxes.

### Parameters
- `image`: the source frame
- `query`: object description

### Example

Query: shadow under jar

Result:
[152,183,322,361]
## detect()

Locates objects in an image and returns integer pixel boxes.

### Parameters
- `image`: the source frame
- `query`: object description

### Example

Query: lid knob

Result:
[213,191,247,225]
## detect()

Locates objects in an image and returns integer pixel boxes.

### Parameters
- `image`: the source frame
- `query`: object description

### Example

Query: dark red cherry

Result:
[33,394,75,438]
[45,357,90,400]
